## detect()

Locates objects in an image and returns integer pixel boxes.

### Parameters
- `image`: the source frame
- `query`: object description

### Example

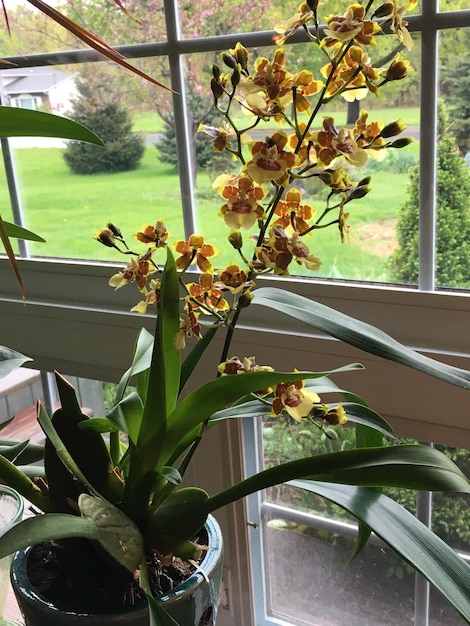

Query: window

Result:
[13,95,38,110]
[1,3,470,626]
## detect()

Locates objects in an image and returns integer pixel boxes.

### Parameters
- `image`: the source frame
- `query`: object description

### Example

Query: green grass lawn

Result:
[132,106,420,136]
[228,106,420,134]
[132,111,166,134]
[0,144,411,281]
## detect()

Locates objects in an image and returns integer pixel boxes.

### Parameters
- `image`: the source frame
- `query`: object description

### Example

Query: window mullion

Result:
[163,0,197,237]
[0,79,29,259]
[418,0,439,292]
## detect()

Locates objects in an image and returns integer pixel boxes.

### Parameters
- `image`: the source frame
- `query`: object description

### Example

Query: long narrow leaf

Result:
[24,0,171,91]
[0,454,51,512]
[180,325,218,393]
[0,514,99,559]
[162,366,363,466]
[4,221,45,242]
[210,398,394,438]
[116,328,154,402]
[107,391,144,444]
[347,521,372,565]
[253,287,470,389]
[0,106,103,143]
[0,214,24,299]
[204,445,470,513]
[290,480,470,623]
[38,403,100,497]
[138,249,180,449]
[0,347,31,379]
[147,592,180,626]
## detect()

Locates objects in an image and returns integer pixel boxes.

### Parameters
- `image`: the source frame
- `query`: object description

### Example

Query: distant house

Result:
[1,66,77,114]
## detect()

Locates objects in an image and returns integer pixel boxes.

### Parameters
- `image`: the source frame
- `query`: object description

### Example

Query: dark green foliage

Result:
[388,115,470,288]
[63,73,144,175]
[44,373,110,513]
[264,416,470,552]
[386,443,470,553]
[446,56,470,153]
[366,149,417,175]
[156,94,232,174]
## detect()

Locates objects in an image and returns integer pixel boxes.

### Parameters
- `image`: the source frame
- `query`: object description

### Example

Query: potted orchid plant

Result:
[1,2,470,625]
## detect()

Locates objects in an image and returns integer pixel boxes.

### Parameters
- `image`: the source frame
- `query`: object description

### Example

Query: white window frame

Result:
[1,3,470,626]
[12,94,39,109]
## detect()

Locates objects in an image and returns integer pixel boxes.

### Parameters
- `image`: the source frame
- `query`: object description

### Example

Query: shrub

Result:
[366,150,417,174]
[63,74,144,175]
[446,56,470,154]
[156,94,232,175]
[388,107,470,288]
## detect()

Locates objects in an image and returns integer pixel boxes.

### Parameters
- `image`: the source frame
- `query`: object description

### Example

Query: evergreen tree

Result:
[388,105,470,288]
[446,56,470,154]
[156,94,233,178]
[63,71,144,175]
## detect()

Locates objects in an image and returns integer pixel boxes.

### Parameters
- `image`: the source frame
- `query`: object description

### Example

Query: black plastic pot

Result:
[11,515,223,626]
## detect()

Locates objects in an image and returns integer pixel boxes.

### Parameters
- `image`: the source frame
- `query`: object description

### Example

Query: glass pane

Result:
[0,59,183,262]
[428,443,470,625]
[262,419,416,624]
[260,417,470,625]
[265,515,415,626]
[434,26,470,290]
[193,30,421,283]
[2,1,167,53]
[179,0,274,37]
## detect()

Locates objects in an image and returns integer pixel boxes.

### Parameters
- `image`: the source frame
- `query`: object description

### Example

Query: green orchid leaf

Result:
[204,445,470,513]
[3,221,45,242]
[79,493,144,573]
[116,327,154,403]
[180,325,218,394]
[78,418,120,434]
[0,453,51,512]
[148,535,204,560]
[0,418,14,432]
[347,520,372,565]
[159,466,181,485]
[356,421,385,449]
[55,372,82,415]
[41,376,111,510]
[17,464,46,479]
[0,439,43,465]
[0,440,31,462]
[39,402,104,502]
[123,252,182,508]
[341,403,394,439]
[0,105,104,144]
[146,592,180,626]
[0,347,32,379]
[209,398,394,439]
[0,513,99,560]
[0,214,25,298]
[162,366,364,465]
[144,487,209,543]
[138,249,180,449]
[289,480,470,623]
[107,391,144,444]
[253,287,470,390]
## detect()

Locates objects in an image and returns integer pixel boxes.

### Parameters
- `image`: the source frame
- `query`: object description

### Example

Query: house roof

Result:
[1,67,74,96]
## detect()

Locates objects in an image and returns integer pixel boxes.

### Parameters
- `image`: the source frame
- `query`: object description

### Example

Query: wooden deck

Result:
[1,403,44,444]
